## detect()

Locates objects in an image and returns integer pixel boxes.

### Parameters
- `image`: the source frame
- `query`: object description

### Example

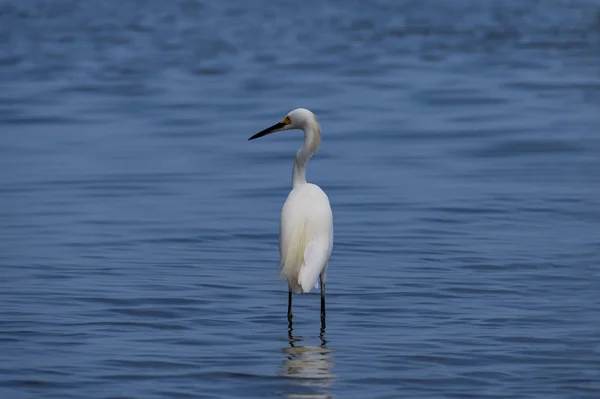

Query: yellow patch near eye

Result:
[283,116,291,124]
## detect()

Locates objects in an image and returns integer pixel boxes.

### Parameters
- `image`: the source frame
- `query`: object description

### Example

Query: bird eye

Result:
[283,116,292,124]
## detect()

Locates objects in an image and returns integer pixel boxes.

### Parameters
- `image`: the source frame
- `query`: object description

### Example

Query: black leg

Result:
[287,287,293,323]
[287,312,294,345]
[320,276,326,328]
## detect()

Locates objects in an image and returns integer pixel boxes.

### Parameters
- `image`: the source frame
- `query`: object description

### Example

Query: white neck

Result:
[292,120,321,188]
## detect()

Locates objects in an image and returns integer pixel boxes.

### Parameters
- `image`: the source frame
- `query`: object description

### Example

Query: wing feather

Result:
[298,238,329,293]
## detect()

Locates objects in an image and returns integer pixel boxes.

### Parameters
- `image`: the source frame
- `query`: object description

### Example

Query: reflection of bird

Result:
[249,108,333,324]
[282,344,335,398]
[281,326,334,399]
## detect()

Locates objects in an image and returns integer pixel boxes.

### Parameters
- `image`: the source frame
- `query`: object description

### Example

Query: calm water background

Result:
[1,0,600,398]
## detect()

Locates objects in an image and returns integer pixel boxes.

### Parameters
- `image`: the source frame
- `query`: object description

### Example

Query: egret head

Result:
[248,108,318,141]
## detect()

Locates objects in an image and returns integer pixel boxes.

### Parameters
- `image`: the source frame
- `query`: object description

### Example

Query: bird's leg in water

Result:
[287,287,293,323]
[320,276,326,327]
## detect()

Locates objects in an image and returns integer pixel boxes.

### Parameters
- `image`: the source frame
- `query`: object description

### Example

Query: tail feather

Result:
[280,219,307,293]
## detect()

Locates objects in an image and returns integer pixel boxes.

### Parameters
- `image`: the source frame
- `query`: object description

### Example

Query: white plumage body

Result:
[279,183,333,294]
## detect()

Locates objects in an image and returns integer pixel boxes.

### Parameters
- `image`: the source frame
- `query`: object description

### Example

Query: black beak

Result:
[248,121,286,141]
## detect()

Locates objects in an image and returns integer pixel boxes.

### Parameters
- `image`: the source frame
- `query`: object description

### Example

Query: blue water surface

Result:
[1,0,600,398]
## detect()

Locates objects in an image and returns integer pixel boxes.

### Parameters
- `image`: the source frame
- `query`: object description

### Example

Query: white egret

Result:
[249,108,333,324]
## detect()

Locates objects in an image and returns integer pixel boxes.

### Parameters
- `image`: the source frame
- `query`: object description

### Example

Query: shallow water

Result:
[1,0,600,398]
